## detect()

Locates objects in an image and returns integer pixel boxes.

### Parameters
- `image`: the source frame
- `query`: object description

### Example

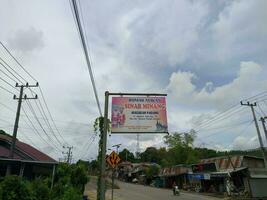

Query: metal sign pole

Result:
[111,169,114,200]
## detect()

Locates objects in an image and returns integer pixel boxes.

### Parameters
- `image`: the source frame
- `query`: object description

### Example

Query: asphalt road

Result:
[111,181,221,200]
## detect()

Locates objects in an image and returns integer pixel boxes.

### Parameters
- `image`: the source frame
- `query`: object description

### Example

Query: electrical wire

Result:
[0,42,37,82]
[0,76,19,91]
[0,56,26,84]
[258,103,266,116]
[0,63,19,83]
[69,0,102,117]
[38,87,70,146]
[25,100,62,151]
[0,85,15,95]
[0,43,72,147]
[21,106,62,154]
[194,91,267,131]
[0,102,14,111]
[27,89,64,147]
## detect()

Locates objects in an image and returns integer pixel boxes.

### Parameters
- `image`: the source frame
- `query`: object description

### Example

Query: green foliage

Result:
[119,148,135,162]
[164,130,196,148]
[140,147,161,163]
[58,186,82,200]
[145,165,160,179]
[29,178,50,200]
[0,175,33,200]
[88,159,98,174]
[51,162,88,199]
[70,163,88,193]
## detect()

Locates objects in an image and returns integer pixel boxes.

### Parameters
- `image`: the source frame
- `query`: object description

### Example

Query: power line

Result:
[69,0,102,117]
[195,106,245,132]
[0,76,19,91]
[0,42,37,82]
[38,87,70,146]
[0,63,19,83]
[25,100,62,151]
[0,56,26,84]
[194,91,267,131]
[0,43,72,147]
[0,102,14,111]
[27,89,64,147]
[196,119,252,133]
[258,103,266,116]
[21,106,62,154]
[0,85,15,95]
[78,133,97,160]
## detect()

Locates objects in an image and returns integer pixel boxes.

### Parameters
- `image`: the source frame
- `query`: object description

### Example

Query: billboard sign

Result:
[111,97,168,133]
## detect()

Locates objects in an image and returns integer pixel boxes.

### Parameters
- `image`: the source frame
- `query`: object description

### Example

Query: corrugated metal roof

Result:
[159,165,190,176]
[0,134,55,162]
[200,155,243,170]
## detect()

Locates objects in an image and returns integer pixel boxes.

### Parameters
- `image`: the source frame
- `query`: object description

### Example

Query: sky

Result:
[0,0,267,161]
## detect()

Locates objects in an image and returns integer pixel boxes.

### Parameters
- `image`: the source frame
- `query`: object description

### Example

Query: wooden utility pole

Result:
[6,82,38,175]
[241,101,267,168]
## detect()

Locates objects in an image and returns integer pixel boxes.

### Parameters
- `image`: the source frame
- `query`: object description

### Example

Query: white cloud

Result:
[232,135,259,150]
[1,0,267,160]
[211,0,267,61]
[166,61,267,109]
[7,27,44,53]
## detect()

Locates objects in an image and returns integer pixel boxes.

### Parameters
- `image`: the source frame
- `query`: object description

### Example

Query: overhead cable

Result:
[70,0,102,117]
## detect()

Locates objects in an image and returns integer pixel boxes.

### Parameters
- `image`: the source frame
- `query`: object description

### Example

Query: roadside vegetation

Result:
[0,162,88,200]
[89,130,262,174]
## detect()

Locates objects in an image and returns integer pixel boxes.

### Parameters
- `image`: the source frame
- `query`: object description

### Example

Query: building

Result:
[189,155,267,198]
[0,132,57,179]
[158,165,191,189]
[118,162,160,184]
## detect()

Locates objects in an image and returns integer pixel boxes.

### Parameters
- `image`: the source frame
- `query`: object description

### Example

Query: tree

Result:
[164,130,196,148]
[140,147,161,163]
[119,148,135,162]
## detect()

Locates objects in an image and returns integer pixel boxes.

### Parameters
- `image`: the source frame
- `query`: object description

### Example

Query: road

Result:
[84,178,222,200]
[112,181,221,200]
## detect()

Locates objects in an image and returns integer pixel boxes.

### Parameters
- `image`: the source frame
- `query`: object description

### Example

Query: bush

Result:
[58,186,82,200]
[29,178,50,200]
[0,175,33,200]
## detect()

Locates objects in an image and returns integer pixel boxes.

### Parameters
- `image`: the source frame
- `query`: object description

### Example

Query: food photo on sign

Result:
[111,97,168,133]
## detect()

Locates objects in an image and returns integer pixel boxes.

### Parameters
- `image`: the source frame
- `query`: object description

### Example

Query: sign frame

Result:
[110,93,168,134]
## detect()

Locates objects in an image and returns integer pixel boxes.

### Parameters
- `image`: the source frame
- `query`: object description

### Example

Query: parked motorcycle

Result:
[173,186,180,196]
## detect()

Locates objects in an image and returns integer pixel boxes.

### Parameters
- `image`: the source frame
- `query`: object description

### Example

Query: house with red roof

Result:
[0,130,57,179]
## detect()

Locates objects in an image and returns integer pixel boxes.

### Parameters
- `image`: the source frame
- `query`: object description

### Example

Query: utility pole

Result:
[99,91,109,200]
[6,83,38,175]
[63,146,73,164]
[260,117,267,142]
[136,134,140,159]
[241,101,267,168]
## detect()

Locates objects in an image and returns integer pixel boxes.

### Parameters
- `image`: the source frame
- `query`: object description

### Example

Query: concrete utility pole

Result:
[241,101,267,168]
[100,91,109,200]
[63,146,73,164]
[6,83,38,175]
[260,117,267,143]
